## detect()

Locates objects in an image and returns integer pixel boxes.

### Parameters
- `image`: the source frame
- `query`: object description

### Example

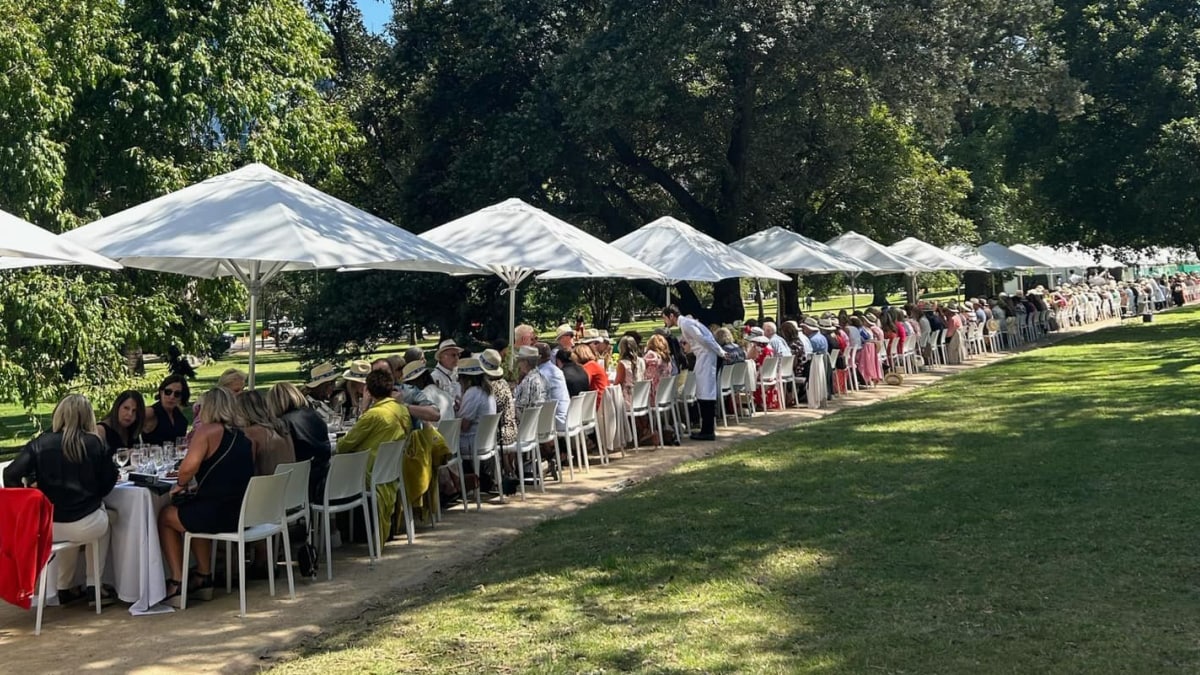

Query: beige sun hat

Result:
[342,360,371,384]
[305,362,339,388]
[401,360,427,383]
[434,339,463,359]
[478,349,504,377]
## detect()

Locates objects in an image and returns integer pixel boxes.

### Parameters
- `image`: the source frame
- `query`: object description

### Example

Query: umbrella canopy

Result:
[888,237,986,272]
[729,226,872,274]
[63,163,488,385]
[0,208,121,270]
[970,242,1050,271]
[1009,244,1066,270]
[826,231,934,274]
[547,216,788,287]
[421,198,664,350]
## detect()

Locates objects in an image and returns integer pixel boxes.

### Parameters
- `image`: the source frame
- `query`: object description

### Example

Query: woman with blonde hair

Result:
[238,390,295,476]
[158,387,254,607]
[217,368,247,396]
[268,382,330,502]
[3,395,118,605]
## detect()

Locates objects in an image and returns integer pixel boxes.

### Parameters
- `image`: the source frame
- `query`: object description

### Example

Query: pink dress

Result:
[859,326,883,384]
[643,350,672,402]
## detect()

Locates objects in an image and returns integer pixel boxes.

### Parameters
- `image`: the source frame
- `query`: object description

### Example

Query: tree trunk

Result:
[779,275,799,319]
[754,280,765,322]
[871,277,889,307]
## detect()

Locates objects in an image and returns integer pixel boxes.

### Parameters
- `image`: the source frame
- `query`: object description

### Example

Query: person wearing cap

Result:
[551,324,575,363]
[401,360,454,421]
[337,369,411,544]
[431,339,464,411]
[662,304,727,441]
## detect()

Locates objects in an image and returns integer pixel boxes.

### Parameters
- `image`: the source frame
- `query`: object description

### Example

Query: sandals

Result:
[188,573,214,601]
[164,579,183,608]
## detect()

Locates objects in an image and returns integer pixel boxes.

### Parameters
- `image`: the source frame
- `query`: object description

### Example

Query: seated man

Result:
[337,370,411,544]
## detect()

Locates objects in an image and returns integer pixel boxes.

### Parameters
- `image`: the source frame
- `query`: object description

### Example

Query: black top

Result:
[3,432,118,522]
[193,427,254,505]
[560,362,590,398]
[98,422,138,455]
[143,401,188,445]
[280,406,331,501]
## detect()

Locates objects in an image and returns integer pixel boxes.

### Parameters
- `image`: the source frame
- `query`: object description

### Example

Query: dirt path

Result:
[0,320,1120,674]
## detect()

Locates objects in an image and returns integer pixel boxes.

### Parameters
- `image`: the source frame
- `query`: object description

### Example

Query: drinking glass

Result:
[130,448,147,474]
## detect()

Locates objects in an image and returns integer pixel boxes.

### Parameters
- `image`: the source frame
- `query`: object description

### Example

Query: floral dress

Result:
[491,378,518,447]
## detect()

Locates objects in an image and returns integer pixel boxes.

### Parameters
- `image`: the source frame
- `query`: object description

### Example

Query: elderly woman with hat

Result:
[512,345,549,415]
[747,328,779,410]
[479,348,517,450]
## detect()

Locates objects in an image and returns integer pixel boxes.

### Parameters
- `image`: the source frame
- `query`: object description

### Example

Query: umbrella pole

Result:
[851,273,858,310]
[247,261,262,389]
[665,283,670,307]
[776,278,783,323]
[509,282,517,369]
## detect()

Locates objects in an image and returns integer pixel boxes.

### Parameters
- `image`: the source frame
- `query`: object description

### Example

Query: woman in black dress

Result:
[96,390,145,455]
[142,375,190,445]
[157,387,254,607]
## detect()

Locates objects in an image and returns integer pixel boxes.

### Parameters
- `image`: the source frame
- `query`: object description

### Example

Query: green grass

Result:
[273,306,1200,674]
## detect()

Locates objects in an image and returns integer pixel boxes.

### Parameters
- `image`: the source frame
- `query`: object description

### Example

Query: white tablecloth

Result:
[103,483,172,615]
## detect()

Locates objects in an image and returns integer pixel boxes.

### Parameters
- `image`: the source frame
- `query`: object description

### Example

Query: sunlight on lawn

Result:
[273,306,1200,674]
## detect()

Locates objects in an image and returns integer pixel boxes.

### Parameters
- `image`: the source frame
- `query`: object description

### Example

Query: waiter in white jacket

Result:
[663,304,727,441]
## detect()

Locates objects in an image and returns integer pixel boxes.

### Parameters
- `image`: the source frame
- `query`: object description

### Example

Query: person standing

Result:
[662,304,726,441]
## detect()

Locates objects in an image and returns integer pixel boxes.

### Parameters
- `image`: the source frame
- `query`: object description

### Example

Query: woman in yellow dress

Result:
[337,369,411,544]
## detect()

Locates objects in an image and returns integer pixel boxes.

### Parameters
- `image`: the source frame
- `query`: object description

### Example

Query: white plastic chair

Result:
[603,384,626,458]
[579,390,604,465]
[34,539,102,635]
[757,356,780,412]
[534,403,563,484]
[467,413,503,510]
[365,439,412,556]
[677,372,698,432]
[273,459,312,564]
[182,471,295,617]
[311,451,375,580]
[625,380,654,451]
[650,374,681,445]
[501,405,544,500]
[728,361,755,417]
[556,395,587,477]
[718,364,739,426]
[435,418,468,516]
[777,354,798,405]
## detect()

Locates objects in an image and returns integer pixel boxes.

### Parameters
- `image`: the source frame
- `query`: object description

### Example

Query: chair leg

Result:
[534,445,545,494]
[457,461,469,511]
[362,502,377,566]
[226,541,233,594]
[324,510,333,581]
[91,542,101,615]
[399,478,415,545]
[182,535,192,609]
[473,455,482,511]
[628,414,639,452]
[238,539,247,618]
[281,523,295,600]
[34,556,50,635]
[266,535,276,597]
[493,453,505,504]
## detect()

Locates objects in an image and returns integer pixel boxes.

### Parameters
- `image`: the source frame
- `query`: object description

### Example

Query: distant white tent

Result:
[972,242,1050,272]
[729,227,871,274]
[0,208,121,270]
[420,198,664,348]
[544,216,788,303]
[826,231,934,274]
[1009,244,1065,270]
[888,237,986,272]
[63,163,486,386]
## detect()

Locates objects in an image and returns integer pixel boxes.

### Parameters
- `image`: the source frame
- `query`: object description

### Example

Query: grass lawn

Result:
[273,307,1200,674]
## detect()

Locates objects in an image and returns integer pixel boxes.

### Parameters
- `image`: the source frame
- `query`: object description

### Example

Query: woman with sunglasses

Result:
[142,374,191,445]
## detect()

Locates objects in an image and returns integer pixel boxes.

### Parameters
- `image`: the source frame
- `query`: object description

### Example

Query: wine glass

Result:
[129,448,147,474]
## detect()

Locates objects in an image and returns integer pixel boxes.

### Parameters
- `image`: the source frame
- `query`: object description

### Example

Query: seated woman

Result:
[614,336,646,407]
[572,344,609,405]
[337,370,411,545]
[643,334,675,403]
[555,348,590,398]
[456,358,496,457]
[267,382,331,503]
[511,345,549,416]
[217,368,247,396]
[142,375,191,446]
[480,349,517,452]
[97,390,146,455]
[748,331,779,410]
[238,391,295,476]
[158,388,255,607]
[3,394,119,605]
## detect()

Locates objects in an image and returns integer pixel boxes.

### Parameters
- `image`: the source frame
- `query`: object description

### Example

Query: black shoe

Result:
[56,587,87,606]
[86,585,117,607]
[689,432,716,441]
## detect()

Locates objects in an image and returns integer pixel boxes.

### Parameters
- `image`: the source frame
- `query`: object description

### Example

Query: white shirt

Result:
[431,363,461,411]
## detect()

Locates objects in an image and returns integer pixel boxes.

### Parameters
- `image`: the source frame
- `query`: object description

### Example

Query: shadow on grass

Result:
[276,310,1200,673]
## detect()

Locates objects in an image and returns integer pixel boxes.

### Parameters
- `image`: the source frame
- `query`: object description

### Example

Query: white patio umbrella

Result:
[62,163,487,386]
[827,231,933,308]
[1009,244,1065,271]
[420,198,664,350]
[545,216,788,304]
[0,208,121,270]
[730,226,874,319]
[974,242,1049,272]
[887,237,986,272]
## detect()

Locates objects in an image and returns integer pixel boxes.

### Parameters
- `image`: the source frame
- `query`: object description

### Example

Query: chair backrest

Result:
[580,390,599,423]
[372,439,406,487]
[718,363,734,390]
[728,361,749,390]
[324,451,371,503]
[778,355,795,379]
[435,417,460,453]
[680,372,697,401]
[629,380,652,411]
[564,394,585,431]
[655,374,678,407]
[885,338,898,357]
[760,356,779,382]
[239,471,291,530]
[273,459,311,512]
[829,349,840,366]
[516,405,541,444]
[473,413,501,456]
[536,402,557,440]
